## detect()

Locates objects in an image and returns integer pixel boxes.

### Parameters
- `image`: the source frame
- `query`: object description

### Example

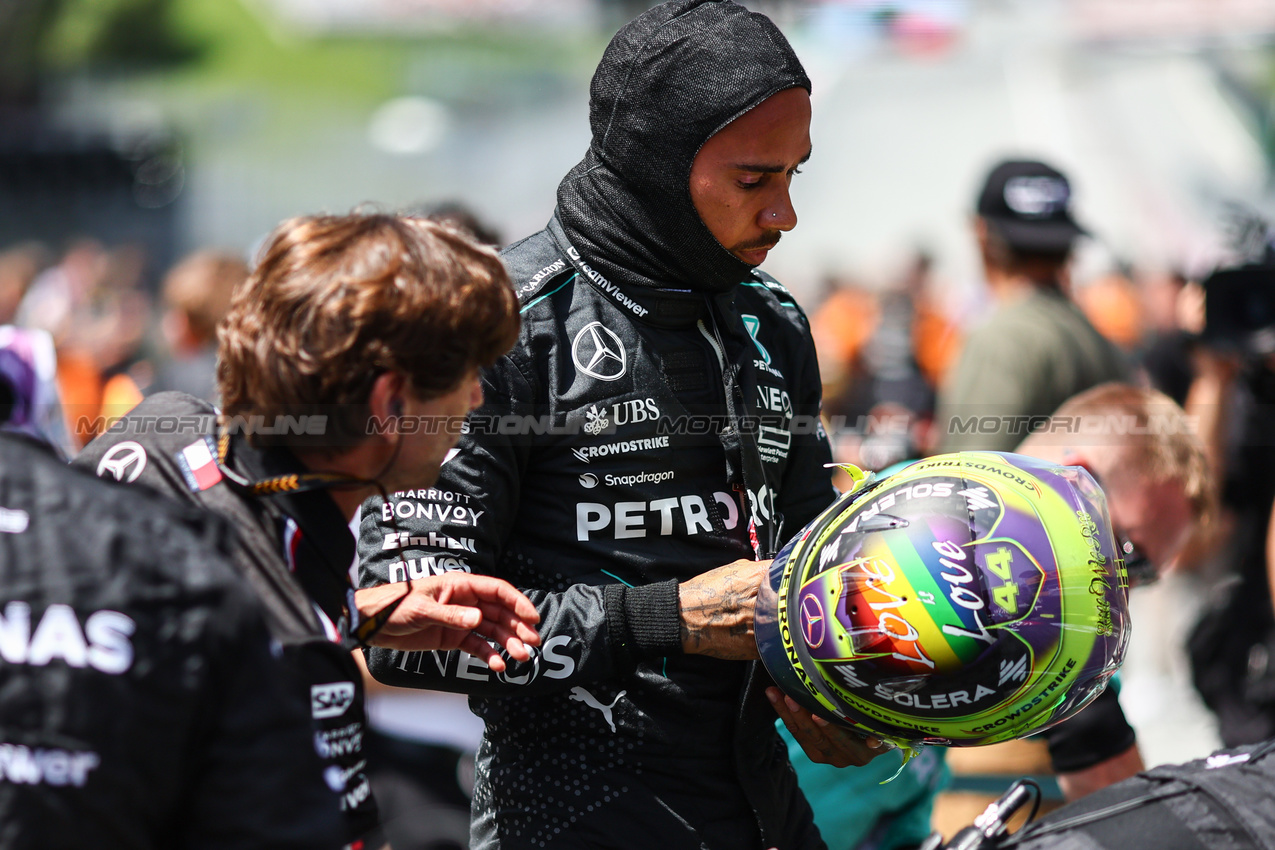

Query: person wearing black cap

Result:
[936,159,1128,453]
[358,1,882,847]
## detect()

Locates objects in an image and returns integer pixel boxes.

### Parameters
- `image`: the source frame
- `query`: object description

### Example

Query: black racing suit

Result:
[0,434,340,849]
[359,217,838,849]
[74,394,382,850]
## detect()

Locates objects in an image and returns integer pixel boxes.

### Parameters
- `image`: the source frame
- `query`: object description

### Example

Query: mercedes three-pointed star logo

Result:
[799,593,826,650]
[571,322,627,382]
[96,441,148,483]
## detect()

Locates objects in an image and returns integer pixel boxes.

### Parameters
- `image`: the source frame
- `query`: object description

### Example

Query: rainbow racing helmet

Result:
[755,452,1130,749]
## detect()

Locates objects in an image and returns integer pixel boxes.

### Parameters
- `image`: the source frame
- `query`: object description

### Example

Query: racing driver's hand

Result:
[353,573,540,671]
[768,687,888,768]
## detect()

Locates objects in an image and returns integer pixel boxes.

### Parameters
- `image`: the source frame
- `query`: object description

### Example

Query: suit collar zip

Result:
[698,297,783,557]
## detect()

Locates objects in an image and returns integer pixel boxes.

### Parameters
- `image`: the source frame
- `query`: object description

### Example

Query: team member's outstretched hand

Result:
[354,574,540,670]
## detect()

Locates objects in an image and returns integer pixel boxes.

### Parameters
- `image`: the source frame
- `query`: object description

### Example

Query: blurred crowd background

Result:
[6,0,1275,445]
[7,0,1275,830]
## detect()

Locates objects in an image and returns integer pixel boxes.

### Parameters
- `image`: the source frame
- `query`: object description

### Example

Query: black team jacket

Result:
[74,394,381,850]
[0,434,340,849]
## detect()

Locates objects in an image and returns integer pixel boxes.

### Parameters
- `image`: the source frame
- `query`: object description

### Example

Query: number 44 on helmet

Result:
[755,452,1130,753]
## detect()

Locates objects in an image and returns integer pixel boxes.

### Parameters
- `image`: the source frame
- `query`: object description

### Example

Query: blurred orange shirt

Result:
[1074,275,1143,350]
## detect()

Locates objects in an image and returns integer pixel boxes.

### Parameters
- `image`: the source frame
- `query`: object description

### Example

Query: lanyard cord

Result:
[211,427,413,648]
[211,431,374,496]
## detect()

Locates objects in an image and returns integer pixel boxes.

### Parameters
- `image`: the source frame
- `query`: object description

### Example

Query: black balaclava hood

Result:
[555,0,810,294]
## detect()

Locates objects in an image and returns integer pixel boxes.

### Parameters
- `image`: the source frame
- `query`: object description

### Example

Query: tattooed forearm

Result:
[677,559,769,660]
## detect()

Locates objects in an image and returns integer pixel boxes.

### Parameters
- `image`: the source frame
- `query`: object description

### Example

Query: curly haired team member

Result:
[359,2,884,848]
[76,214,541,850]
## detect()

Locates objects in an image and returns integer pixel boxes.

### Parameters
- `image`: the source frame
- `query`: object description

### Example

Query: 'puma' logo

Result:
[568,686,626,733]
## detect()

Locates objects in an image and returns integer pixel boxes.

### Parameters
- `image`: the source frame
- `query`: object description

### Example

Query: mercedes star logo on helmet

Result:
[571,322,627,382]
[799,593,826,649]
[96,441,148,483]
